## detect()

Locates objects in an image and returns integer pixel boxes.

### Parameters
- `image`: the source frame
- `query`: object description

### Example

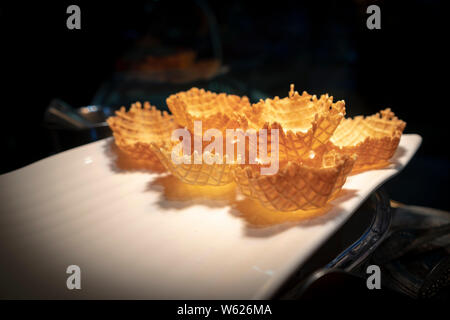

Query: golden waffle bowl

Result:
[166,87,250,133]
[106,86,406,216]
[233,150,355,212]
[107,102,178,162]
[329,108,406,172]
[243,85,346,161]
[150,142,235,186]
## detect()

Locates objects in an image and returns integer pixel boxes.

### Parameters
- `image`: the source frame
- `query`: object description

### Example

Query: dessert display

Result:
[107,85,406,213]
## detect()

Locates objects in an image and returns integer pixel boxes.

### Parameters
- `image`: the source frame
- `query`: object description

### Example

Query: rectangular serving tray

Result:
[0,134,422,299]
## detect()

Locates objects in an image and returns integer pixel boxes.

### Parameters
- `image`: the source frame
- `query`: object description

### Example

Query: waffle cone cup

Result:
[107,102,178,163]
[233,150,355,212]
[106,86,407,217]
[166,87,250,134]
[150,142,235,186]
[329,108,406,172]
[243,85,346,161]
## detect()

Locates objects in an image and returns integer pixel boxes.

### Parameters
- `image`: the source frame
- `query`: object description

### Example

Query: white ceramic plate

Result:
[0,134,421,299]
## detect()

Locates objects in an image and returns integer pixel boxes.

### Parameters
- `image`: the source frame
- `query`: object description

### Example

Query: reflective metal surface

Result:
[275,188,391,299]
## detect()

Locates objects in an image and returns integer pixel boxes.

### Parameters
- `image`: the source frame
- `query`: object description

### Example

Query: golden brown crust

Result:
[233,151,355,212]
[106,86,406,215]
[242,85,346,162]
[166,87,250,134]
[107,102,177,162]
[150,142,235,186]
[329,108,406,172]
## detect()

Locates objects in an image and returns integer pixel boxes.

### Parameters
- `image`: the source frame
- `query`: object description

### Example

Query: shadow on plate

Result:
[390,145,407,170]
[147,173,357,237]
[103,138,166,173]
[103,137,359,236]
[146,175,238,209]
[228,189,358,237]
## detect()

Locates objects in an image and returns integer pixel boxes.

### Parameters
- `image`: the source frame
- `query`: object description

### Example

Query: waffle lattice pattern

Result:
[233,152,355,211]
[107,86,406,213]
[151,144,234,186]
[243,85,346,161]
[330,108,406,171]
[107,102,177,161]
[166,87,250,133]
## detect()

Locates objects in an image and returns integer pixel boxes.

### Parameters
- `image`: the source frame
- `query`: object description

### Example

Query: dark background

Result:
[0,0,448,210]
